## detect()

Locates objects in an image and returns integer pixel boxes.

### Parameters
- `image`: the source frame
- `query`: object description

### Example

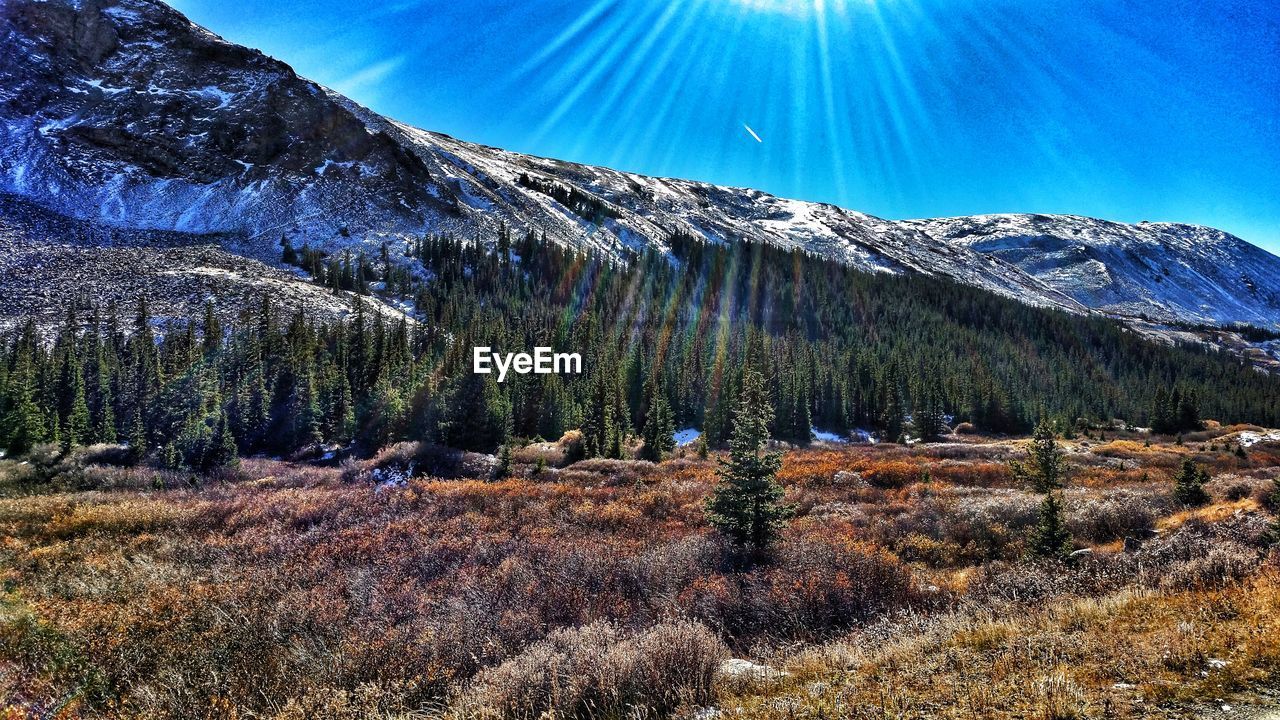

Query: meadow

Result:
[1,424,1278,719]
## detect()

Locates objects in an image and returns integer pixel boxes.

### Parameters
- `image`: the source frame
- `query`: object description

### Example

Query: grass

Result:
[721,571,1280,719]
[0,434,1276,718]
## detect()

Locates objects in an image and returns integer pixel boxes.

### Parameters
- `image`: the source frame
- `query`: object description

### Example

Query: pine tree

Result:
[207,410,238,470]
[640,381,675,461]
[202,301,221,355]
[1,352,45,456]
[1150,387,1171,434]
[86,310,116,444]
[63,369,90,452]
[879,364,905,442]
[443,372,507,453]
[913,401,946,443]
[1026,491,1073,559]
[1176,388,1202,432]
[288,364,323,449]
[281,234,298,265]
[777,365,812,445]
[1012,420,1066,492]
[127,297,161,448]
[705,369,792,556]
[581,369,618,458]
[495,443,513,478]
[126,406,147,463]
[1172,457,1210,506]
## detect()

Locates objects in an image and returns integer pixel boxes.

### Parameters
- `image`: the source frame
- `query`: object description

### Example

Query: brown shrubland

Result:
[0,433,1277,718]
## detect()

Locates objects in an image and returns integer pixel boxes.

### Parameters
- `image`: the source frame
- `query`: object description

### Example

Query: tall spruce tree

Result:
[640,380,675,461]
[705,368,792,557]
[1,350,45,455]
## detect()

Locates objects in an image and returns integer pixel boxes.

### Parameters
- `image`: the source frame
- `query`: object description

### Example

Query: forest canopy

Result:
[3,224,1277,465]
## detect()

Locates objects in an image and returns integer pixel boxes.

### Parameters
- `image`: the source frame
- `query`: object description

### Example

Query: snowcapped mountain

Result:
[2,0,1278,332]
[907,215,1280,327]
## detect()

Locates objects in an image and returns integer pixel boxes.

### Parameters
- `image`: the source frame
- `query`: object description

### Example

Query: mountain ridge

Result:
[2,0,1279,332]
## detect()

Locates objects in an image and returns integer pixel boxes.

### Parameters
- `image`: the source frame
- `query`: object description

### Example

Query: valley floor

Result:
[2,425,1279,719]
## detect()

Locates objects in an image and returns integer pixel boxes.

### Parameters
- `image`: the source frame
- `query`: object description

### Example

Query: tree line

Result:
[3,222,1279,465]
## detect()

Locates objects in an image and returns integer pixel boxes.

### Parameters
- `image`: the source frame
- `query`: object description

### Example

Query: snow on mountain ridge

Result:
[0,0,1276,330]
[907,214,1280,327]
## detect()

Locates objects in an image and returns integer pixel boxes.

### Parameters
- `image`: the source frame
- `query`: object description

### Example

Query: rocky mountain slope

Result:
[0,193,404,336]
[907,214,1280,327]
[2,0,1278,331]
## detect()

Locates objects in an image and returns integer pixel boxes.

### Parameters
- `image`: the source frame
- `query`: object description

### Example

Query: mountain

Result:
[0,192,404,334]
[2,0,1279,334]
[907,214,1280,327]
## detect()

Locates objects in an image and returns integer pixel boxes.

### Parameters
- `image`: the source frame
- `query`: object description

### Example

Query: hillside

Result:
[3,0,1279,330]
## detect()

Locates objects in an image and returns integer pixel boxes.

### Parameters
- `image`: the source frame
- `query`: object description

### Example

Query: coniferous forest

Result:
[2,224,1276,467]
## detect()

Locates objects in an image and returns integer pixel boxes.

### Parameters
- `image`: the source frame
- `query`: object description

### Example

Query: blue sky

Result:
[169,0,1280,252]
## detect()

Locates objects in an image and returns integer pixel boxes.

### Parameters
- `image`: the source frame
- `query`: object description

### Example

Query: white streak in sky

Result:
[743,123,763,142]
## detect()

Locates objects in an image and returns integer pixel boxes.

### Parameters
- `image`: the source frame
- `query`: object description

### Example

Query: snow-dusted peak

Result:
[907,214,1280,326]
[1,0,1276,331]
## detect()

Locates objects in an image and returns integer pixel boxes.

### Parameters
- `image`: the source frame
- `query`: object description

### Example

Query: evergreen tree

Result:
[913,401,946,443]
[202,301,222,355]
[1026,491,1074,560]
[63,368,90,452]
[210,411,239,469]
[126,406,147,463]
[1150,387,1173,434]
[776,364,812,445]
[86,311,116,444]
[1176,388,1202,433]
[1172,457,1211,506]
[1012,420,1066,492]
[879,364,905,442]
[495,443,513,478]
[443,372,507,453]
[1,353,45,455]
[281,235,298,265]
[581,368,620,458]
[639,381,675,461]
[705,369,792,556]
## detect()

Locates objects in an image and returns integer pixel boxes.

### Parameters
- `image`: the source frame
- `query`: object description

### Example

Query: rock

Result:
[833,470,868,488]
[1070,548,1093,558]
[720,658,787,681]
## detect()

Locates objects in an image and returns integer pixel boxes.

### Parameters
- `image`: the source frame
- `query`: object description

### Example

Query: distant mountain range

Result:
[3,0,1279,340]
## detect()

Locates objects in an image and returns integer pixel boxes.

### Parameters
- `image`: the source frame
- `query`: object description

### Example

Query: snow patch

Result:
[1237,430,1280,448]
[811,427,847,443]
[674,428,701,446]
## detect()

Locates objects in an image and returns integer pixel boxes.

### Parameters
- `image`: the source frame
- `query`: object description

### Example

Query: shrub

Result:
[1067,490,1161,543]
[940,489,1040,561]
[896,532,962,567]
[73,443,135,467]
[1206,474,1270,502]
[339,456,365,483]
[371,442,493,480]
[1254,477,1280,512]
[1161,542,1260,590]
[759,538,920,637]
[459,620,725,719]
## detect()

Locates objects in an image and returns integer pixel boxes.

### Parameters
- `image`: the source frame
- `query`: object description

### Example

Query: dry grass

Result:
[0,432,1277,718]
[721,569,1280,719]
